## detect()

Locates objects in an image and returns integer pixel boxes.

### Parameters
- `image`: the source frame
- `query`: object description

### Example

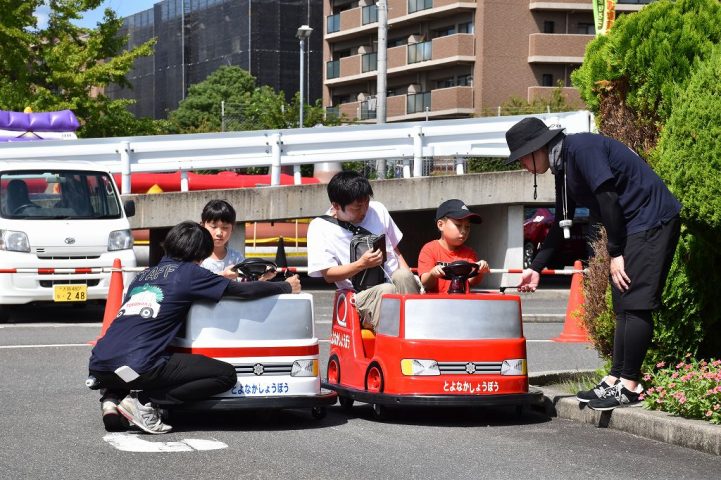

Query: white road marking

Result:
[103,433,227,452]
[0,343,90,349]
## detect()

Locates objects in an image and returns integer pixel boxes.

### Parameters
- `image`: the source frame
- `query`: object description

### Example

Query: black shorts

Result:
[612,215,680,313]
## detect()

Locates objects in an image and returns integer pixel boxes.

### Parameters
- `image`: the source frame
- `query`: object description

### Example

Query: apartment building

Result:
[323,0,650,122]
[107,0,324,120]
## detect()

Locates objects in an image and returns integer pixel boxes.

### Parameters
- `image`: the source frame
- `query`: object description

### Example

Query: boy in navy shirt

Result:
[89,221,300,434]
[505,117,681,410]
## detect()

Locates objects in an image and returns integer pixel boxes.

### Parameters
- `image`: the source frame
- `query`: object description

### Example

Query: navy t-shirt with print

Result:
[560,133,681,235]
[89,257,230,374]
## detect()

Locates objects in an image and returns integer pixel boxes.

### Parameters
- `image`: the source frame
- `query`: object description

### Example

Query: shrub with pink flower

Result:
[643,355,721,425]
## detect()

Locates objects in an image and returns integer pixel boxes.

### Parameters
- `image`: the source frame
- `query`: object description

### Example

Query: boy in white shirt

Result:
[307,171,419,331]
[200,200,245,280]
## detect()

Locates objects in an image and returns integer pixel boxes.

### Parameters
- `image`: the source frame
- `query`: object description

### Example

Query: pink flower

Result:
[669,383,676,389]
[714,404,720,411]
[679,397,687,404]
[657,361,666,368]
[711,360,721,367]
[671,372,679,379]
[676,362,685,369]
[638,394,645,400]
[706,410,713,417]
[643,374,652,381]
[647,387,655,394]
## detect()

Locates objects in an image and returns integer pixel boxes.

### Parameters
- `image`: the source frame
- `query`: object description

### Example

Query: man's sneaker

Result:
[575,377,619,403]
[588,383,643,411]
[100,391,130,432]
[117,394,173,434]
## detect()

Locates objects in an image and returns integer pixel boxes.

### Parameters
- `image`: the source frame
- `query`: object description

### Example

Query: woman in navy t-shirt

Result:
[505,117,681,411]
[89,221,300,434]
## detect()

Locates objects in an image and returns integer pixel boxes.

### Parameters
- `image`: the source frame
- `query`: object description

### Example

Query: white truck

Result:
[0,160,137,321]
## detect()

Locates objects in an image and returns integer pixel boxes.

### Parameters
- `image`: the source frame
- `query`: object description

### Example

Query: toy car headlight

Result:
[108,229,133,251]
[500,359,527,376]
[401,359,440,376]
[1,230,30,253]
[291,359,318,377]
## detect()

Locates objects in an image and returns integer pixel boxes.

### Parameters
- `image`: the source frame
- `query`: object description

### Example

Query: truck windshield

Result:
[0,170,122,220]
[403,298,522,340]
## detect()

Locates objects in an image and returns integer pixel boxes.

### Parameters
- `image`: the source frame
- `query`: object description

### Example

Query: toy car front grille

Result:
[234,363,293,376]
[437,362,503,375]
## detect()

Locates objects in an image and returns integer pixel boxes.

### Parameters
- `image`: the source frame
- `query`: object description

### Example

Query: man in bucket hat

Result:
[505,117,681,410]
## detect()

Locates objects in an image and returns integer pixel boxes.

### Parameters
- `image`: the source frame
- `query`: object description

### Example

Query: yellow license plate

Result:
[53,285,88,302]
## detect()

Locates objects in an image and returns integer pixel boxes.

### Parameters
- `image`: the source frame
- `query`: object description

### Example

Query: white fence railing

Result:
[0,111,594,194]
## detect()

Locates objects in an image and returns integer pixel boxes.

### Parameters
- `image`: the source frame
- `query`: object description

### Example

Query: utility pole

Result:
[376,0,388,178]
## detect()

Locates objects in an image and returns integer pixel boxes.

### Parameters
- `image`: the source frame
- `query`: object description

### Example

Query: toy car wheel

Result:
[371,403,388,420]
[365,364,384,393]
[115,309,125,318]
[327,356,340,384]
[338,396,354,411]
[311,407,327,420]
[139,307,153,318]
[523,242,536,269]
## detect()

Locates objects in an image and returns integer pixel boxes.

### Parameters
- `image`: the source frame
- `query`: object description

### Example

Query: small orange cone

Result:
[90,258,125,344]
[553,260,589,343]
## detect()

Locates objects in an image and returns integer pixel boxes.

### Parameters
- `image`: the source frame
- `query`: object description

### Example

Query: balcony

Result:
[529,0,649,12]
[327,0,477,41]
[330,86,474,122]
[527,33,591,64]
[326,60,340,80]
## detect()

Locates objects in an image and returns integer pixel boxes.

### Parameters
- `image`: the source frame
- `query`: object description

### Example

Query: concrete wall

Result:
[128,171,555,276]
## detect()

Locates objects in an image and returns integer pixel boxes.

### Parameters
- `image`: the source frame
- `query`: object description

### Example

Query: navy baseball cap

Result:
[436,199,482,223]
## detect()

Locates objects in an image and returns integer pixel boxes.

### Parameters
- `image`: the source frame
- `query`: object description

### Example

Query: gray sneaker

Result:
[117,394,173,434]
[100,391,131,432]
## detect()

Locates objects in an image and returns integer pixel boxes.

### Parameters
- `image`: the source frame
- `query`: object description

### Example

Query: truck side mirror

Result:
[124,200,135,218]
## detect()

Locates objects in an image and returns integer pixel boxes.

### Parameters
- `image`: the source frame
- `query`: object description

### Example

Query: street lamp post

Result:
[295,24,313,185]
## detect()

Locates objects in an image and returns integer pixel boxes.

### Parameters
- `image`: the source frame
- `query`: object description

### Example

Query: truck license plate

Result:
[53,285,88,302]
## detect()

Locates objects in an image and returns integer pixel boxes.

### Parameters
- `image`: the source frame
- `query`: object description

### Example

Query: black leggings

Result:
[91,353,237,405]
[609,310,653,382]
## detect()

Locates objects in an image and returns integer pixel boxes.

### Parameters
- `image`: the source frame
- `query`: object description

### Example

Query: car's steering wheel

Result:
[232,258,277,281]
[439,260,480,294]
[12,203,36,214]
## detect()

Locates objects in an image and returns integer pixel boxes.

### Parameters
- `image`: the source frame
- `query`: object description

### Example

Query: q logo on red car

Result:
[335,293,348,328]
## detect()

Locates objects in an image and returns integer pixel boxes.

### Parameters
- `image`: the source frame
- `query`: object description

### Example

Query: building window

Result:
[457,74,473,86]
[577,23,594,34]
[408,41,432,64]
[543,21,555,34]
[433,26,456,38]
[541,74,553,87]
[362,4,378,25]
[436,77,455,89]
[408,0,433,14]
[388,37,407,48]
[407,92,431,114]
[458,22,474,34]
[327,61,340,79]
[327,14,340,34]
[362,52,377,73]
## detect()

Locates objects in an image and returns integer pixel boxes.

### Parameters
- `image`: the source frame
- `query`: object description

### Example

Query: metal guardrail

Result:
[0,111,594,194]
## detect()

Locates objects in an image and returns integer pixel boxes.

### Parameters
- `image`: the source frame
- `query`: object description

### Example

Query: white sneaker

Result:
[117,394,173,434]
[100,391,130,432]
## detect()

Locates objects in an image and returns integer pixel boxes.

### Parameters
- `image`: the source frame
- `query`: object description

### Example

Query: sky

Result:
[35,1,158,29]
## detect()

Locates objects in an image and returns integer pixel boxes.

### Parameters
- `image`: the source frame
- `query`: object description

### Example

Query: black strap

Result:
[319,215,373,236]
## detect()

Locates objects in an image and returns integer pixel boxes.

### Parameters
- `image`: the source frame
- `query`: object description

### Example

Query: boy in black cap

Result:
[504,116,681,410]
[417,199,490,293]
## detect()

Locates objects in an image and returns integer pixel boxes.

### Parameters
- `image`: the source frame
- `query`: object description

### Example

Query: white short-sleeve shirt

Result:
[200,247,245,275]
[307,201,403,290]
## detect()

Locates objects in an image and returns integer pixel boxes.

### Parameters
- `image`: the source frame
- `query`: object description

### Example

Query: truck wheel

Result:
[311,407,327,420]
[327,356,340,384]
[365,364,384,393]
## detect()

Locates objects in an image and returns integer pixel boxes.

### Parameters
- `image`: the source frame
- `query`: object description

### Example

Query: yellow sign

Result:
[53,285,88,302]
[593,0,617,35]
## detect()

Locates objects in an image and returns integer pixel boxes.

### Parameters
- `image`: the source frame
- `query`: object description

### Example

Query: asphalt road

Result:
[1,295,719,479]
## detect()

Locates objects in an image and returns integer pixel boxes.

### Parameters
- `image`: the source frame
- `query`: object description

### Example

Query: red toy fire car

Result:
[323,261,544,418]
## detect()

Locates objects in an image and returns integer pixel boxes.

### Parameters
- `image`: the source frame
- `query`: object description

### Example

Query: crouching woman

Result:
[88,221,300,434]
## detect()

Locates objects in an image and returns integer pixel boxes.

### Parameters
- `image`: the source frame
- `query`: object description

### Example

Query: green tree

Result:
[0,1,157,137]
[571,0,721,152]
[168,65,335,133]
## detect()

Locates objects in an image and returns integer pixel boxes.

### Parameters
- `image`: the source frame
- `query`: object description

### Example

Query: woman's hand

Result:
[285,274,301,293]
[610,255,630,292]
[220,266,239,280]
[259,269,277,281]
[517,268,540,292]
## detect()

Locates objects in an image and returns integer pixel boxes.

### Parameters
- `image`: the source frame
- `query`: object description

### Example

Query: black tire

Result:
[311,407,327,420]
[338,396,354,411]
[371,403,388,420]
[523,242,536,269]
[0,306,11,323]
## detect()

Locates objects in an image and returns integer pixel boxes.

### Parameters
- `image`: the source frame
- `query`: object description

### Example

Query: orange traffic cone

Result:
[90,258,125,344]
[553,260,590,343]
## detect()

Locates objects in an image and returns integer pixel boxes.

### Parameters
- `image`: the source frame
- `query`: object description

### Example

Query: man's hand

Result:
[610,255,630,292]
[517,268,540,292]
[429,264,445,279]
[285,274,301,293]
[358,248,384,269]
